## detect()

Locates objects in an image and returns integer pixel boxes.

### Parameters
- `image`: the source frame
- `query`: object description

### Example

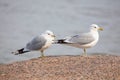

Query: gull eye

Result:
[94,27,96,28]
[48,33,50,35]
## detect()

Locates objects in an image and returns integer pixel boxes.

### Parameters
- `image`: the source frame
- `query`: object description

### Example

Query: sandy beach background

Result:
[0,0,120,64]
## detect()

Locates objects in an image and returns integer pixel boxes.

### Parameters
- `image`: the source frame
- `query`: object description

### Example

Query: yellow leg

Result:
[83,48,87,56]
[40,50,44,58]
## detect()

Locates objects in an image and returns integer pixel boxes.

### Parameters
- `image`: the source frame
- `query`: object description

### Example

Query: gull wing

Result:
[26,36,46,50]
[65,33,95,45]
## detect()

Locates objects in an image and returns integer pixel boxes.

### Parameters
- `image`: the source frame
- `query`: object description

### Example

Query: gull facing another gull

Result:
[56,24,103,56]
[12,30,55,57]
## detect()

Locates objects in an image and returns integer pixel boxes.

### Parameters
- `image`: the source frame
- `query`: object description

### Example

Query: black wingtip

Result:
[57,39,67,44]
[12,48,29,55]
[18,48,24,54]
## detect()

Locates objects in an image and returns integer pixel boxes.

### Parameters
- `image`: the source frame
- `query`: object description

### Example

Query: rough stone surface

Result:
[0,55,120,80]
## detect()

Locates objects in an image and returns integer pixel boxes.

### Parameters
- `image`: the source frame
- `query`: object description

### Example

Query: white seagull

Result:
[12,30,56,57]
[56,24,103,56]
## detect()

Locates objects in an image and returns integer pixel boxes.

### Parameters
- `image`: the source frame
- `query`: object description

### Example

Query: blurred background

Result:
[0,0,120,64]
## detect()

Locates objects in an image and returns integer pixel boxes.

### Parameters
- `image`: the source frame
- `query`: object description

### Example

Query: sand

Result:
[0,55,120,80]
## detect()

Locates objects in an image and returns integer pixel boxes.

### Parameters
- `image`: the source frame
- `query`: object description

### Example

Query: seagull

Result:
[12,30,56,57]
[56,24,103,56]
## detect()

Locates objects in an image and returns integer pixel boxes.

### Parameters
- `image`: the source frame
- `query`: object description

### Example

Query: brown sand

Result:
[0,55,120,80]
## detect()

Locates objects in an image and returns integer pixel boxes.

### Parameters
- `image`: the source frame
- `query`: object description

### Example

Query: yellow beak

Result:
[52,35,56,37]
[99,27,103,31]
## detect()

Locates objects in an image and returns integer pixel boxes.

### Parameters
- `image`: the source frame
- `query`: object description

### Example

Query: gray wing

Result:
[66,33,95,45]
[26,36,47,50]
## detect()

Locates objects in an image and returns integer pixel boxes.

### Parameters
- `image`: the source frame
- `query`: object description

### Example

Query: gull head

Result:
[44,30,56,38]
[90,24,103,32]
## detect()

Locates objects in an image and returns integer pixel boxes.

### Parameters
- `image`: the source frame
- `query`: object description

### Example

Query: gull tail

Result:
[12,48,30,55]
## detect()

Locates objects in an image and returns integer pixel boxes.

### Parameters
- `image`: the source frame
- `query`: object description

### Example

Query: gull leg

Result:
[40,50,44,58]
[83,48,87,56]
